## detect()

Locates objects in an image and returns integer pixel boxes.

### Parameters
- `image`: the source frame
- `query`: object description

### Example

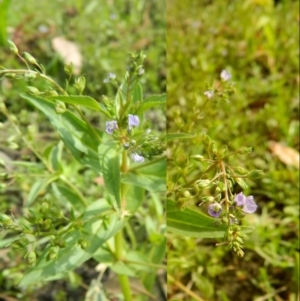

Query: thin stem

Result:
[220,160,231,224]
[113,147,132,301]
[168,274,206,301]
[1,69,67,95]
[114,231,132,301]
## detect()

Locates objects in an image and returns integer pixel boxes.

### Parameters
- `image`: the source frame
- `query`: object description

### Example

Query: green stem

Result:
[220,160,230,224]
[113,148,132,301]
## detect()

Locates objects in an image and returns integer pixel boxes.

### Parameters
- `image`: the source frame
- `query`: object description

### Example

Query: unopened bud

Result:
[7,40,18,54]
[238,147,252,155]
[26,86,40,95]
[196,179,211,188]
[74,76,86,94]
[55,100,66,114]
[78,239,89,250]
[190,155,205,162]
[23,52,38,65]
[247,170,264,179]
[26,251,37,267]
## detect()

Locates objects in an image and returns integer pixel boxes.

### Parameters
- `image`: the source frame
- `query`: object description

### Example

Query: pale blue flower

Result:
[128,114,140,127]
[204,90,214,99]
[106,120,118,134]
[220,70,231,81]
[208,203,222,218]
[234,192,257,214]
[131,153,144,162]
[103,73,116,83]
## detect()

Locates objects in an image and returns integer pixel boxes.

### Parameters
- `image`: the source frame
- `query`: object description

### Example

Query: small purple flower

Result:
[220,70,232,81]
[234,192,257,214]
[103,72,116,83]
[235,192,246,206]
[204,90,214,99]
[106,120,118,134]
[208,203,222,218]
[128,114,140,127]
[131,153,144,163]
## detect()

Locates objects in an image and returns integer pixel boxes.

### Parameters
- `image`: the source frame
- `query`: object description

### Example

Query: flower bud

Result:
[196,179,211,188]
[55,100,67,114]
[23,52,38,65]
[78,239,89,250]
[47,247,58,261]
[190,155,205,162]
[235,167,248,175]
[42,218,52,229]
[40,201,50,214]
[24,72,37,81]
[26,86,40,95]
[7,40,18,54]
[74,76,86,94]
[247,170,264,179]
[183,190,191,198]
[12,237,29,249]
[26,251,37,267]
[64,63,74,75]
[238,147,252,155]
[5,73,16,79]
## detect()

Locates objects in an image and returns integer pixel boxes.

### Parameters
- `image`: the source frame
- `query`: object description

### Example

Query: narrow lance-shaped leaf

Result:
[98,142,121,207]
[20,93,103,173]
[47,95,101,112]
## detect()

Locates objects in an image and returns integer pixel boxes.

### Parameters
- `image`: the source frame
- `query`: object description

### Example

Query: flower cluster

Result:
[234,192,257,214]
[208,192,257,218]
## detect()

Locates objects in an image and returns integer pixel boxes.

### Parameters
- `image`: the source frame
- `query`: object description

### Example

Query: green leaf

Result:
[47,95,101,112]
[19,200,126,287]
[141,236,166,291]
[26,173,61,207]
[131,82,143,103]
[0,0,10,46]
[122,159,166,192]
[136,94,166,115]
[98,142,121,207]
[236,177,248,189]
[111,261,137,277]
[51,183,87,212]
[124,185,145,214]
[20,93,102,173]
[167,199,227,238]
[166,133,195,141]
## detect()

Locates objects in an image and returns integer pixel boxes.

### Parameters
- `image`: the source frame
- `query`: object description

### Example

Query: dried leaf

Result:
[268,141,299,168]
[51,37,82,74]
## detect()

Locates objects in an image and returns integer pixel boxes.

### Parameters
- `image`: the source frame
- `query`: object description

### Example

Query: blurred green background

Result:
[166,0,299,300]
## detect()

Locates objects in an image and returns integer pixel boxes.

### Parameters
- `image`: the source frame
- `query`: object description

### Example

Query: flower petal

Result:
[234,192,246,206]
[208,203,222,218]
[242,196,257,214]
